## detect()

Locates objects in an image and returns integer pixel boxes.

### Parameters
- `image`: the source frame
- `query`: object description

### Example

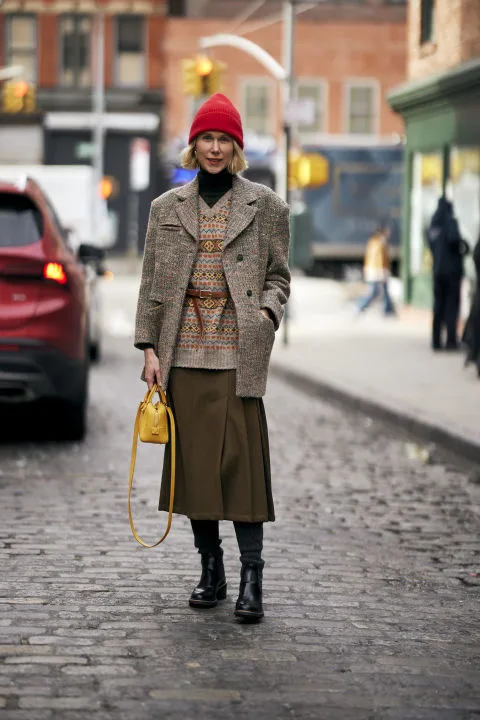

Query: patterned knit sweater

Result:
[172,190,239,369]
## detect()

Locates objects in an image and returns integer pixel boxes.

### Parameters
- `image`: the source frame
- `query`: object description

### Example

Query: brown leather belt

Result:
[186,288,229,300]
[185,287,229,342]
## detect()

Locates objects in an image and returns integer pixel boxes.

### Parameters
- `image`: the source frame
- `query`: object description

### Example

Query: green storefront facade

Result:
[388,57,480,308]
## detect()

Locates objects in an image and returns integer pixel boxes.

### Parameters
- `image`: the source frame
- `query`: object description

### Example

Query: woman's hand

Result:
[144,348,162,390]
[260,308,272,321]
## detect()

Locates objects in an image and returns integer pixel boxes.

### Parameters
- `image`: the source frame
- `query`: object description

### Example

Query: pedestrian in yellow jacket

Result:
[357,225,396,316]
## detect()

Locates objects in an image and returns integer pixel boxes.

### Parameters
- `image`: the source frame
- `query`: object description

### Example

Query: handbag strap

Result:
[127,399,176,548]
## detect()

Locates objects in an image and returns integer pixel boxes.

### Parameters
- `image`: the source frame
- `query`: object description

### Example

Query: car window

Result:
[0,192,43,248]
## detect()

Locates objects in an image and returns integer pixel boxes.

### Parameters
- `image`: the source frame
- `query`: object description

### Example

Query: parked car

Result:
[78,243,106,363]
[0,175,104,440]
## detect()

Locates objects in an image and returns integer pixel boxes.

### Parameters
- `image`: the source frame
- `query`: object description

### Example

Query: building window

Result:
[243,80,273,136]
[420,0,435,44]
[6,15,37,83]
[346,82,378,135]
[168,0,186,16]
[296,81,327,134]
[115,16,145,86]
[60,15,92,87]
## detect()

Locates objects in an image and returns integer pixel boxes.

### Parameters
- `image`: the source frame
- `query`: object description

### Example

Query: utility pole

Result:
[282,0,296,346]
[92,10,105,247]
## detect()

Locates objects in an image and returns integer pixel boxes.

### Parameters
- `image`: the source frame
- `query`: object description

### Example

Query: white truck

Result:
[0,164,116,251]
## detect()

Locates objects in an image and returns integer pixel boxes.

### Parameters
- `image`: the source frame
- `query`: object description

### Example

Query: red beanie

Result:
[189,93,244,149]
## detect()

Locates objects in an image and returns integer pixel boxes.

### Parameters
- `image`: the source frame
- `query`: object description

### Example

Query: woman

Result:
[357,224,396,316]
[134,93,290,622]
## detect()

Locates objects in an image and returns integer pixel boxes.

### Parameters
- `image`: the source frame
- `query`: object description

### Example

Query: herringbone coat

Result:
[134,174,291,397]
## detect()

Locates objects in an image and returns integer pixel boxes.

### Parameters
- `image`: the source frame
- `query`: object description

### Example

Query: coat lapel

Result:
[224,175,258,249]
[174,178,199,242]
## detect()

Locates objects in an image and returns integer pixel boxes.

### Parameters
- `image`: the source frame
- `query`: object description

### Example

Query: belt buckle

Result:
[199,289,210,300]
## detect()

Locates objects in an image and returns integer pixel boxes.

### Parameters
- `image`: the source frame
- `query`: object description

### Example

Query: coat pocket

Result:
[256,310,275,352]
[159,223,183,232]
[150,266,177,303]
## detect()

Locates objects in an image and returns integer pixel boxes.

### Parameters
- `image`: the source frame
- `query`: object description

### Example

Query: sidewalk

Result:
[270,276,480,461]
[101,265,480,460]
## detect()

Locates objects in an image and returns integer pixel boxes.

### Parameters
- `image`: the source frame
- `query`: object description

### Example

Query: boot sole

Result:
[189,582,227,609]
[234,608,264,621]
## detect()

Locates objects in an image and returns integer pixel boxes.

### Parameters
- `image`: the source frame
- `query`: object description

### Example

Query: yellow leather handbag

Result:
[128,383,176,548]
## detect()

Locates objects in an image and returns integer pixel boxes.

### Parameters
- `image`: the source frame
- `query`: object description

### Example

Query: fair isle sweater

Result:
[172,186,239,370]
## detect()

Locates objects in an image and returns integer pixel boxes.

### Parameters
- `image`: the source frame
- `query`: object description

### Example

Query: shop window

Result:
[60,15,92,87]
[243,80,273,137]
[346,82,378,135]
[420,0,435,44]
[6,15,37,83]
[410,152,443,276]
[449,148,480,251]
[296,81,327,135]
[115,16,145,87]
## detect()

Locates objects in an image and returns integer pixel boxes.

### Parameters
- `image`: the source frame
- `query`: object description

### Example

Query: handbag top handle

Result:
[144,382,168,407]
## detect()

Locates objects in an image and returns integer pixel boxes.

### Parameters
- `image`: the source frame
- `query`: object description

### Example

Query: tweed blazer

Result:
[134,174,291,397]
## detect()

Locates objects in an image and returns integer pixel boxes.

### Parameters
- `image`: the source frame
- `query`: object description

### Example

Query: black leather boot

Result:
[234,562,264,621]
[189,553,227,609]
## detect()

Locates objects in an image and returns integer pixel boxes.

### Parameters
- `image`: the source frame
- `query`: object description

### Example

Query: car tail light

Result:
[43,262,67,285]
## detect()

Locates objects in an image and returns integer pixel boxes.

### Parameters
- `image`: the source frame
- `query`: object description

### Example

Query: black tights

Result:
[190,519,263,566]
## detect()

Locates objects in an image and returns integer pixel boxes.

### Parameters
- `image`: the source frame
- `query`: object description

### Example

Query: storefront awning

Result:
[387,57,480,116]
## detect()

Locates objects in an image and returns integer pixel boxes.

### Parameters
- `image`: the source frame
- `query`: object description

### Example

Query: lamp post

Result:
[199,1,298,345]
[198,32,287,201]
[91,9,105,247]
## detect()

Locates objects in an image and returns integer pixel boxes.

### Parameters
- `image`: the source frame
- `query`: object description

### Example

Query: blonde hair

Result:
[181,139,248,175]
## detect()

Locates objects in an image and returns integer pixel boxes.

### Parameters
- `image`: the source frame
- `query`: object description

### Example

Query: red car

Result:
[0,175,99,440]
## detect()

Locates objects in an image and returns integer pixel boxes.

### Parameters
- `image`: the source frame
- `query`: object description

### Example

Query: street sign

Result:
[130,138,150,192]
[284,98,315,127]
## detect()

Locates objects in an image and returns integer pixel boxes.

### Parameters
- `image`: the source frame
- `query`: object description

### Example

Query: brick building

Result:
[0,0,408,254]
[0,0,168,253]
[164,0,407,153]
[388,0,480,308]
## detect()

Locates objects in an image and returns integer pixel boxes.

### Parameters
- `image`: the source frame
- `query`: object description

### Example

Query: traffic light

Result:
[181,56,226,97]
[288,151,329,189]
[98,176,119,200]
[2,80,36,113]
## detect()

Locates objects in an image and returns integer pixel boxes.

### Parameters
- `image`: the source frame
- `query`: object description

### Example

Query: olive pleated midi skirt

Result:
[159,367,274,522]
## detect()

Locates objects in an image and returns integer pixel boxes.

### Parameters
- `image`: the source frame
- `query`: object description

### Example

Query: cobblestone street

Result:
[0,336,479,720]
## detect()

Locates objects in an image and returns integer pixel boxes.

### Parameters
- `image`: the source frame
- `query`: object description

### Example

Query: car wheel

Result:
[60,352,89,441]
[62,396,88,441]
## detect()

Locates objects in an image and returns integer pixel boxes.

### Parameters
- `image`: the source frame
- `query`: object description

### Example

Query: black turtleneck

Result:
[198,167,233,208]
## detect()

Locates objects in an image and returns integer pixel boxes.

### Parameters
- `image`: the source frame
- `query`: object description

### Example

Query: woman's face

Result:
[195,131,234,174]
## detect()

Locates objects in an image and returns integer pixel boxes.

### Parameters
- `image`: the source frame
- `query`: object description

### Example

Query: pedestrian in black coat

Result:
[426,196,468,351]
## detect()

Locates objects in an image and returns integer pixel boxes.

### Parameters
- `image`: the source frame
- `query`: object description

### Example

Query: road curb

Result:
[270,363,480,465]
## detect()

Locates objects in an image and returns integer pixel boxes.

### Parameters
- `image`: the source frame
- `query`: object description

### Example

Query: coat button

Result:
[246,289,252,297]
[237,254,243,262]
